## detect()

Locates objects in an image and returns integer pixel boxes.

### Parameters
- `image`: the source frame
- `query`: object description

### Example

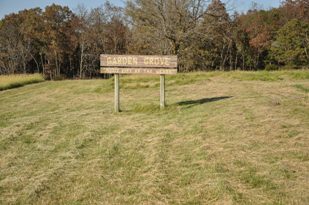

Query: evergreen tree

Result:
[181,0,233,70]
[271,19,309,66]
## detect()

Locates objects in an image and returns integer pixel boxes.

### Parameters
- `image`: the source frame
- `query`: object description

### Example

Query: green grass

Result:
[0,74,44,91]
[294,84,309,93]
[0,71,308,204]
[221,70,309,81]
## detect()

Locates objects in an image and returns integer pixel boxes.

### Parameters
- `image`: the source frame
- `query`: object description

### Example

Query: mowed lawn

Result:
[0,71,308,204]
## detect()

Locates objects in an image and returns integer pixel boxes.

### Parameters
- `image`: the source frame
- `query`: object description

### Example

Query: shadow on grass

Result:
[177,96,232,107]
[119,97,232,113]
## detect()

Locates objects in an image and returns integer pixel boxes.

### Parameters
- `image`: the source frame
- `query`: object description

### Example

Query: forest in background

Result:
[0,0,308,79]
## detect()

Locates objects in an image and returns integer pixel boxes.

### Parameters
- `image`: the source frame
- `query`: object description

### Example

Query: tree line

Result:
[0,0,308,79]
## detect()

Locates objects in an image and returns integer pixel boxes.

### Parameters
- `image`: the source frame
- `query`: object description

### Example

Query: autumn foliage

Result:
[0,0,308,78]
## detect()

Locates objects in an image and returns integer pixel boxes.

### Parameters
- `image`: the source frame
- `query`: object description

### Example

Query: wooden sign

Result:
[100,54,178,112]
[100,55,177,68]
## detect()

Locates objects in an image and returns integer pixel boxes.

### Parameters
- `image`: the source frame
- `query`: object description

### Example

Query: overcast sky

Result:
[0,0,282,19]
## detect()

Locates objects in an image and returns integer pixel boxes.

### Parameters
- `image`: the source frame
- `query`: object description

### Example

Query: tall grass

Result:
[0,74,44,91]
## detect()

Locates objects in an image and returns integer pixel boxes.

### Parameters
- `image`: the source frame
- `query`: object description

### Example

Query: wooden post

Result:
[114,74,120,112]
[160,74,165,109]
[100,55,178,112]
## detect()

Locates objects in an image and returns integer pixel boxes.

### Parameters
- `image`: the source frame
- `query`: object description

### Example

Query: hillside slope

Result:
[0,72,308,204]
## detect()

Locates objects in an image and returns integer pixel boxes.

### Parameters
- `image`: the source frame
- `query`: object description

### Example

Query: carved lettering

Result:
[133,57,138,65]
[100,67,177,75]
[101,55,177,69]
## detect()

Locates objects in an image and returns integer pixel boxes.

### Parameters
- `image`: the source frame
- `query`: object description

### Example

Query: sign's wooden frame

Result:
[100,54,178,112]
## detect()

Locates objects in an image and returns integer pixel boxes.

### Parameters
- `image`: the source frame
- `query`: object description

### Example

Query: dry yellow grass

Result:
[0,71,308,204]
[0,74,44,91]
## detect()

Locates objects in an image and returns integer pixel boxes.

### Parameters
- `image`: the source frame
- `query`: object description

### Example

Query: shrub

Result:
[265,64,279,71]
[53,75,66,81]
[280,65,301,70]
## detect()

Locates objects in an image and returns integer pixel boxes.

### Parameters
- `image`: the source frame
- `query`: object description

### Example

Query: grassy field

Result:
[0,74,44,91]
[0,71,308,204]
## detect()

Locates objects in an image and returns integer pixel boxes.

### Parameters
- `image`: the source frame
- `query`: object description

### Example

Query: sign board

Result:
[100,54,178,112]
[100,55,177,68]
[100,55,177,75]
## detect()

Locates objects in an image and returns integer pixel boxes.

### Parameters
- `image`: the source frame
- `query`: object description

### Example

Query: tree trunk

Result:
[31,53,40,73]
[242,53,245,70]
[40,52,45,76]
[234,53,238,70]
[80,42,84,79]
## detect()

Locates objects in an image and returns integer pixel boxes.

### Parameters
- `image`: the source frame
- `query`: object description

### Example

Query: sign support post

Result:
[160,74,165,109]
[114,74,120,112]
[100,55,177,112]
